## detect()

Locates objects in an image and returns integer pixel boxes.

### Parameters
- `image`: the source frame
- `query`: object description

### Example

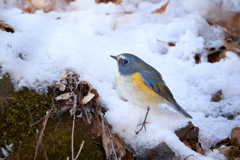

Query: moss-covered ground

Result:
[0,75,105,160]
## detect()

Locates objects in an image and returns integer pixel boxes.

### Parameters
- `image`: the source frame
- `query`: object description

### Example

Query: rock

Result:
[136,142,178,160]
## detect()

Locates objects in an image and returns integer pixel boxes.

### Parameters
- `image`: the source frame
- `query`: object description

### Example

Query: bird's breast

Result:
[115,72,165,107]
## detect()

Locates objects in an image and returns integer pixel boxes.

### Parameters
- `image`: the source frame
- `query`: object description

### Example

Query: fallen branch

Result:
[100,112,112,160]
[71,94,77,160]
[30,115,47,126]
[0,97,15,99]
[106,124,117,160]
[14,131,30,159]
[41,141,49,160]
[184,154,194,160]
[74,140,85,160]
[34,104,54,160]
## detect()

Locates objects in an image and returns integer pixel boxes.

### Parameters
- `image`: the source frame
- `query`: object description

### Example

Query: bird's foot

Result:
[135,120,149,134]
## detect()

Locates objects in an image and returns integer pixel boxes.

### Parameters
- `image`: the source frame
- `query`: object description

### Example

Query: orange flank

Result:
[131,72,165,106]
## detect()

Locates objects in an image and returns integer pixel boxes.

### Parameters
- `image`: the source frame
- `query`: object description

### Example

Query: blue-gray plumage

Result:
[111,53,192,133]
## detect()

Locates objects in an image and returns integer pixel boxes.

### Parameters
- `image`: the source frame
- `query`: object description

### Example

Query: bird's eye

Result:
[123,59,128,64]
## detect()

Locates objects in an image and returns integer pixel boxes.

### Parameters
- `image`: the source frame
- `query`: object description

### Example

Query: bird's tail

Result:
[169,101,192,119]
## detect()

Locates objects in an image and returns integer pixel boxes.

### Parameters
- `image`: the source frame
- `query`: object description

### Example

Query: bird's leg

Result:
[136,107,150,134]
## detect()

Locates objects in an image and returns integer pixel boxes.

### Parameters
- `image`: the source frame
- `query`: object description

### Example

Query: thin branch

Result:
[34,104,54,160]
[35,130,39,145]
[41,141,49,160]
[74,140,85,160]
[14,131,30,159]
[184,154,194,160]
[71,94,77,160]
[100,112,112,160]
[0,97,14,99]
[30,115,47,126]
[106,125,117,160]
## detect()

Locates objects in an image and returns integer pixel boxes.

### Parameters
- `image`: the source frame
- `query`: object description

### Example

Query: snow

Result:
[1,0,240,159]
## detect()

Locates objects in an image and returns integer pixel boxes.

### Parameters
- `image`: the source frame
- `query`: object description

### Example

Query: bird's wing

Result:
[140,70,192,118]
[139,70,174,103]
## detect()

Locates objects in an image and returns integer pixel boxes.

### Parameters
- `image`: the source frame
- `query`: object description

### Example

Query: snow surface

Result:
[1,0,240,159]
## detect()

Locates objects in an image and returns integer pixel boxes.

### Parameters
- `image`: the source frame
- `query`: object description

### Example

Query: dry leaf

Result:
[112,134,126,158]
[122,150,134,160]
[207,39,240,63]
[211,90,222,102]
[218,146,240,160]
[194,53,201,64]
[168,42,175,46]
[189,139,197,151]
[199,149,205,155]
[183,140,192,149]
[215,137,231,148]
[175,121,199,141]
[204,149,213,156]
[55,92,73,101]
[196,143,203,153]
[43,0,56,13]
[0,21,14,33]
[65,0,75,3]
[151,0,170,14]
[81,92,95,104]
[24,1,33,13]
[95,0,119,4]
[204,3,240,41]
[116,0,122,5]
[157,39,175,46]
[80,81,95,104]
[224,38,240,57]
[207,46,226,63]
[31,0,45,10]
[221,13,240,41]
[231,127,240,147]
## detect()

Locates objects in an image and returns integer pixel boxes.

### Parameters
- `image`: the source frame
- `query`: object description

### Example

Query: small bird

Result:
[111,53,192,134]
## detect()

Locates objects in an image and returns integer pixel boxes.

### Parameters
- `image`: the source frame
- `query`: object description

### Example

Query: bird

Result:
[110,53,192,134]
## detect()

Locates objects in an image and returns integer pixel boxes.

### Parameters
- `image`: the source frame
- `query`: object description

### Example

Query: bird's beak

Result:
[110,55,117,60]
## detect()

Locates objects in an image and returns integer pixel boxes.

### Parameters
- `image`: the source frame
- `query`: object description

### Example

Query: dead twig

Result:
[74,140,85,160]
[41,141,49,160]
[30,115,47,126]
[106,124,117,160]
[14,131,30,160]
[99,111,112,160]
[0,97,15,99]
[184,154,194,160]
[34,104,54,160]
[71,94,77,160]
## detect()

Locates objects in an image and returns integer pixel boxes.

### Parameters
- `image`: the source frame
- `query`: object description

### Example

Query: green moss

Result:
[0,74,14,113]
[0,86,105,159]
[0,87,53,158]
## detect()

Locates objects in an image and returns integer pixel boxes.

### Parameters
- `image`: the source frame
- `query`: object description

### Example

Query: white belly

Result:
[115,72,162,108]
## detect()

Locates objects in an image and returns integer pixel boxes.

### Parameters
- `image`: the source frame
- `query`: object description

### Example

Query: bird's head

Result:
[110,53,147,75]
